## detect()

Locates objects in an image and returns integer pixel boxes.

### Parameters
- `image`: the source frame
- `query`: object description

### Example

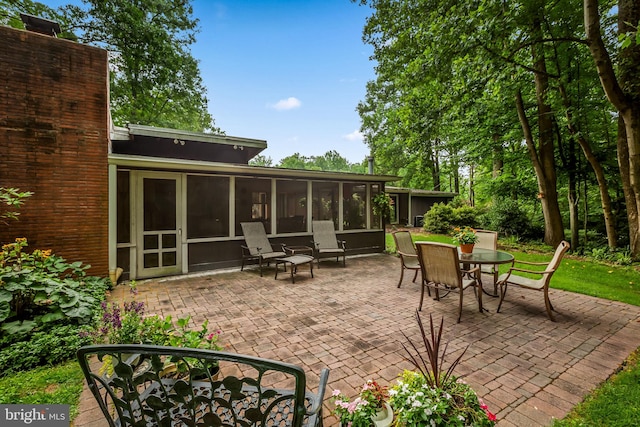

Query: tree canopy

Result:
[1,0,220,133]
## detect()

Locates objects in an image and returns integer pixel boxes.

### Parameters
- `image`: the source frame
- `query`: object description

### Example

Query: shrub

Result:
[424,202,481,234]
[423,203,455,234]
[0,324,93,376]
[483,199,531,238]
[0,238,110,336]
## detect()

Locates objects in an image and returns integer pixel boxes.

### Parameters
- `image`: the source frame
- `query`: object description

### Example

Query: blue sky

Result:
[42,0,376,163]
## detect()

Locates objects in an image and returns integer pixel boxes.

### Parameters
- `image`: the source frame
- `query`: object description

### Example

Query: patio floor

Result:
[74,253,640,427]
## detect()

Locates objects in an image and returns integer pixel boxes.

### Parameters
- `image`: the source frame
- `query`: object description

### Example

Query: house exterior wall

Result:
[0,26,109,275]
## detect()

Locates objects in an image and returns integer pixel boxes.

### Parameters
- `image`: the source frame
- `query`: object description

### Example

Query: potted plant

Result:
[389,311,496,426]
[332,379,393,427]
[452,226,479,253]
[164,315,222,380]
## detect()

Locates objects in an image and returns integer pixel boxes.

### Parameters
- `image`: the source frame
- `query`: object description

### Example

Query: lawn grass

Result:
[0,359,84,420]
[552,348,640,427]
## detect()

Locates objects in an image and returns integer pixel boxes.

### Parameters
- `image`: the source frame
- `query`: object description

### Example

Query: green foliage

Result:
[372,193,393,220]
[0,187,32,225]
[277,150,365,172]
[423,203,455,234]
[0,238,111,335]
[588,247,633,266]
[423,202,480,234]
[482,199,532,238]
[248,155,273,167]
[390,370,496,427]
[0,359,85,420]
[0,324,92,377]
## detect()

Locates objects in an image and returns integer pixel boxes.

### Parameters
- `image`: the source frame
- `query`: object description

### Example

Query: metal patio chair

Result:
[77,344,330,427]
[416,241,482,323]
[240,222,286,276]
[392,230,421,288]
[496,240,570,321]
[311,220,346,267]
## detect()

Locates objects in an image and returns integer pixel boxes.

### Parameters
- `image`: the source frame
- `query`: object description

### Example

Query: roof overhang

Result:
[109,154,399,182]
[387,186,457,197]
[110,124,267,164]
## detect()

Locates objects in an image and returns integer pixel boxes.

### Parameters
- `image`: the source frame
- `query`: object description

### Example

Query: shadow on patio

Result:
[75,254,640,427]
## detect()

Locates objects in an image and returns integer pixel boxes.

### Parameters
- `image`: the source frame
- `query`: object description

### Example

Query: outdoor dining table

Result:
[458,247,514,297]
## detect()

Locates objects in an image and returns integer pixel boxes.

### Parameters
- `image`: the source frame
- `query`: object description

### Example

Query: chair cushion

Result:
[318,248,345,254]
[260,251,286,260]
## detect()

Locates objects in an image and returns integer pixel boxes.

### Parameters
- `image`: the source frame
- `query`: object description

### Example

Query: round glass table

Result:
[458,247,514,297]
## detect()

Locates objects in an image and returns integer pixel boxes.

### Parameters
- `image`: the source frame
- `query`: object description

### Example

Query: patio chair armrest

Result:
[513,260,548,266]
[397,250,417,258]
[305,368,330,416]
[461,266,480,275]
[509,267,555,275]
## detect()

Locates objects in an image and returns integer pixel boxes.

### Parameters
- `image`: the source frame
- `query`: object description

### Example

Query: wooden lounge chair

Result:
[496,240,570,321]
[311,220,346,267]
[392,230,421,288]
[77,344,330,427]
[240,222,286,276]
[416,241,482,323]
[474,229,499,294]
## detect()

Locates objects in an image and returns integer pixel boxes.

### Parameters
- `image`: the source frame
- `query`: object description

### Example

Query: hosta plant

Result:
[0,238,109,335]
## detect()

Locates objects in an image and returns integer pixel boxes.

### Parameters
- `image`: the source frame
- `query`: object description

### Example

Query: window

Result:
[187,175,230,238]
[312,181,339,229]
[343,183,366,230]
[236,177,271,235]
[276,180,307,233]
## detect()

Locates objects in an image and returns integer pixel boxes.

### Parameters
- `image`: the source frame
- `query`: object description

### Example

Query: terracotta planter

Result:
[460,243,475,254]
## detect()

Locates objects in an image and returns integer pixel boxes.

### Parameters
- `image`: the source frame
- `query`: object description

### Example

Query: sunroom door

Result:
[137,172,182,278]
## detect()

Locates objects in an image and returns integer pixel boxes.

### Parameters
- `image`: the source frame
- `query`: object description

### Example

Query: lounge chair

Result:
[240,222,286,276]
[496,240,570,321]
[77,344,329,427]
[311,220,346,267]
[416,241,482,323]
[392,230,420,288]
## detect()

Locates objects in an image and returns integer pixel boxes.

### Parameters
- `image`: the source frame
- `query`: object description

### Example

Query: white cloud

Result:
[269,97,302,111]
[343,129,364,142]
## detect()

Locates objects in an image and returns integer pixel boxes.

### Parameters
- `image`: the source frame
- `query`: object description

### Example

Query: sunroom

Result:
[109,125,397,280]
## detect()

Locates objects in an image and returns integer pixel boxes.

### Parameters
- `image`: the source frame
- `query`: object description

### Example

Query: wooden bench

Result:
[77,344,330,427]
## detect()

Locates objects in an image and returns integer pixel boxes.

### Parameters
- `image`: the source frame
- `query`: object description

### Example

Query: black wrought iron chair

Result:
[77,344,330,427]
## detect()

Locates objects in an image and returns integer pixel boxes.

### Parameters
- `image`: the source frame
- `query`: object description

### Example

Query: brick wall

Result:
[0,26,109,276]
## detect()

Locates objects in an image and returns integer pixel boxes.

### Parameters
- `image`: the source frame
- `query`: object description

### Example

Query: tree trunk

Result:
[559,83,618,248]
[584,0,640,256]
[515,89,565,247]
[513,14,565,247]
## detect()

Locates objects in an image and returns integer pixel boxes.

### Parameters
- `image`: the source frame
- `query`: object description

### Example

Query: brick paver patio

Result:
[74,253,640,427]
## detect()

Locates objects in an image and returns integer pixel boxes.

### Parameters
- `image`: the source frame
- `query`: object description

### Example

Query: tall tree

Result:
[584,0,640,256]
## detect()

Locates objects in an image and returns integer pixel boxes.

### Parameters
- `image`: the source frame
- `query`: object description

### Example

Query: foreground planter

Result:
[372,402,394,427]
